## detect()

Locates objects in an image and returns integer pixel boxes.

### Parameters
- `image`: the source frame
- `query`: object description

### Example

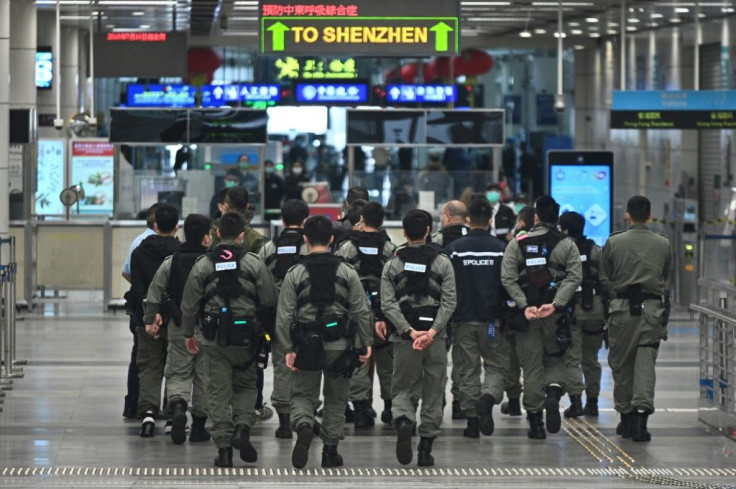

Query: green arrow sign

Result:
[429,21,453,52]
[267,21,290,51]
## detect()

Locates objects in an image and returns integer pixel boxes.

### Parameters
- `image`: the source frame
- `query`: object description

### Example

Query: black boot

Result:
[527,411,546,439]
[395,417,414,465]
[344,404,355,423]
[417,437,435,467]
[583,397,599,416]
[123,398,137,419]
[321,444,344,468]
[616,412,633,438]
[292,423,314,469]
[477,394,495,436]
[544,385,563,434]
[214,447,233,467]
[169,400,188,445]
[381,399,393,425]
[189,415,211,442]
[631,409,652,442]
[275,413,292,439]
[563,395,584,419]
[451,400,465,420]
[463,417,480,438]
[501,397,522,416]
[353,400,375,429]
[139,410,155,438]
[231,424,258,463]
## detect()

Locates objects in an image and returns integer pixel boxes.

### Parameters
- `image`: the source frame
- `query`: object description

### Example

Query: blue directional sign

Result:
[386,84,457,104]
[201,84,281,107]
[126,84,196,107]
[611,90,736,129]
[295,82,368,104]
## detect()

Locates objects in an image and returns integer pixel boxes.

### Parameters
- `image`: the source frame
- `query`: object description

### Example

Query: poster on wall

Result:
[36,139,66,216]
[8,144,24,193]
[71,140,115,216]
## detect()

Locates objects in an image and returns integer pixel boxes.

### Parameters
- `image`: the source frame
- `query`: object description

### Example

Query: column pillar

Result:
[0,0,11,261]
[9,0,36,110]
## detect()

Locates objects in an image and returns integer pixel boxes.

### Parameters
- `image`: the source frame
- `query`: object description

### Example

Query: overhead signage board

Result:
[94,32,187,78]
[274,56,359,79]
[201,84,281,107]
[259,0,460,57]
[611,90,736,129]
[295,82,367,104]
[126,84,196,108]
[386,84,457,104]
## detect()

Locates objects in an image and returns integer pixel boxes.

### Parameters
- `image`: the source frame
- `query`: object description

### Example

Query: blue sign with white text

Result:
[201,84,281,107]
[295,83,368,104]
[612,90,736,111]
[126,84,196,107]
[386,84,457,104]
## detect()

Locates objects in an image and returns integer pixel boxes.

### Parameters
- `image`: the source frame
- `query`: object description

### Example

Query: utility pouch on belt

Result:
[622,284,644,316]
[526,264,553,289]
[581,285,595,311]
[160,293,182,326]
[401,303,439,331]
[555,306,574,350]
[292,326,326,371]
[505,304,529,332]
[321,315,347,342]
[224,316,260,348]
[200,313,219,341]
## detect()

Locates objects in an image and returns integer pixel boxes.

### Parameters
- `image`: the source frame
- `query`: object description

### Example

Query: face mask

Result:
[265,167,275,174]
[292,168,303,175]
[225,180,238,188]
[514,202,525,213]
[486,191,501,204]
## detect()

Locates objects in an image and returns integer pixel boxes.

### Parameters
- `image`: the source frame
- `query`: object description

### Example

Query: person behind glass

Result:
[333,186,370,243]
[487,183,516,242]
[387,177,418,220]
[238,155,259,195]
[264,160,285,222]
[284,160,310,201]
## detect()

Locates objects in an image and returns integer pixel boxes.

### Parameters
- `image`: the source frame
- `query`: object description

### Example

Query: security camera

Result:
[53,118,65,130]
[554,94,565,114]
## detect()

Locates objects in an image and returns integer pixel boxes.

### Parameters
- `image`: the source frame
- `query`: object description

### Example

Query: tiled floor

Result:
[1,301,734,488]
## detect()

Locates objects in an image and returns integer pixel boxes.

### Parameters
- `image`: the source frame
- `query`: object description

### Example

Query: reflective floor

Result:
[1,298,735,488]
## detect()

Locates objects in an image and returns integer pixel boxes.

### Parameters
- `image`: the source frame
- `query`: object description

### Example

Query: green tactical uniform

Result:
[211,218,266,254]
[600,224,671,415]
[144,253,209,420]
[275,252,372,447]
[563,239,607,400]
[430,226,468,416]
[334,233,396,407]
[258,229,309,416]
[381,245,456,439]
[181,242,278,450]
[500,224,582,414]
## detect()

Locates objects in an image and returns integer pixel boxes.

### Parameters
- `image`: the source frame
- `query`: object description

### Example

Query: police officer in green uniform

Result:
[335,202,396,428]
[501,196,582,439]
[558,212,607,418]
[447,198,508,438]
[381,209,456,467]
[600,196,671,442]
[430,200,468,420]
[144,214,213,445]
[276,216,372,469]
[181,212,278,467]
[501,206,535,417]
[258,199,310,438]
[210,186,266,253]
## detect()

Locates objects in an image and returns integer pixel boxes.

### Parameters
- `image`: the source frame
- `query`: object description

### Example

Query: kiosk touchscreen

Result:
[547,151,614,247]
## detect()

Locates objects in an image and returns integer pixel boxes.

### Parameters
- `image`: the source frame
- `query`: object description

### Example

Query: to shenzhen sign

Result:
[259,0,460,57]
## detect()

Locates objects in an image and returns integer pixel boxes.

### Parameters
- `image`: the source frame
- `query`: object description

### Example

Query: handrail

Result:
[689,303,736,326]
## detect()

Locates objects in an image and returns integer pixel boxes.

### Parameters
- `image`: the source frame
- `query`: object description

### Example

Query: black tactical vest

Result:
[208,244,247,301]
[267,229,304,281]
[296,254,350,316]
[517,228,566,306]
[167,245,207,306]
[574,236,599,307]
[394,246,441,301]
[347,230,388,280]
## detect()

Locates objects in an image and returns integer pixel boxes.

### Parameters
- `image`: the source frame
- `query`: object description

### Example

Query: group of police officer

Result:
[125,184,671,469]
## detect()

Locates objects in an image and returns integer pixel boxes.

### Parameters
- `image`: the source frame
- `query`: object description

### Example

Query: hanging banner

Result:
[8,145,24,193]
[36,139,66,216]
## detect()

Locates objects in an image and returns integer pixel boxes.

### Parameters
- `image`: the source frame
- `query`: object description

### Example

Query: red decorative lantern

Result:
[452,48,494,77]
[400,62,419,83]
[384,67,400,84]
[427,57,452,80]
[187,48,223,84]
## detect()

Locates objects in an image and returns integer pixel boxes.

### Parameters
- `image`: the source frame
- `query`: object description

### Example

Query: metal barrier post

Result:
[103,221,112,312]
[9,236,24,373]
[0,265,12,388]
[23,220,33,308]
